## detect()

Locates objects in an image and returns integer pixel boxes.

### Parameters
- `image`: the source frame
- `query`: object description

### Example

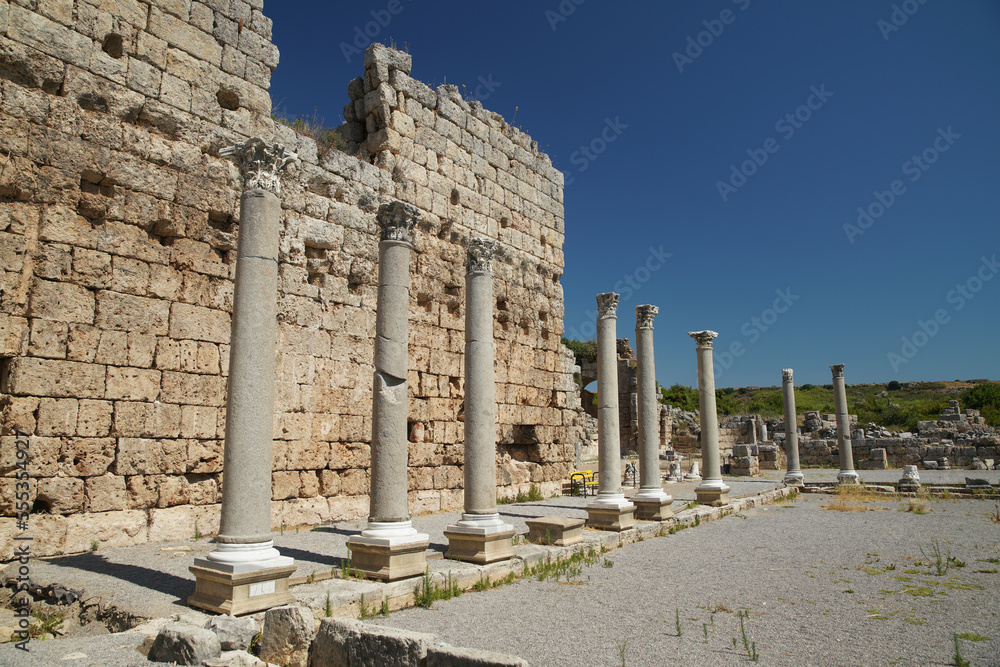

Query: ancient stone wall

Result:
[0,2,578,557]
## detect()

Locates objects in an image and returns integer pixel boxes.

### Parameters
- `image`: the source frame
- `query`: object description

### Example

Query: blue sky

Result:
[265,0,1000,389]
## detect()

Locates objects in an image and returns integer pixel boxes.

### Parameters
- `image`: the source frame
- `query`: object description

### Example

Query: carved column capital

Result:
[688,330,718,348]
[467,237,497,274]
[220,138,297,195]
[596,292,619,319]
[830,364,845,378]
[782,368,794,383]
[376,201,420,244]
[635,304,658,329]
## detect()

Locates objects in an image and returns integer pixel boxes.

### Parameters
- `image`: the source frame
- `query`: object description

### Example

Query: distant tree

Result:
[561,337,597,366]
[886,380,902,391]
[961,383,1000,427]
[660,384,699,411]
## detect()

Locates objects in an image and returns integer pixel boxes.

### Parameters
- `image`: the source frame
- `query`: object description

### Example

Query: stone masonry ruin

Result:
[0,1,586,557]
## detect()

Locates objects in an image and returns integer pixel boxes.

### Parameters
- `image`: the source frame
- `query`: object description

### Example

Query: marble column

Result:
[585,293,636,531]
[831,364,860,485]
[781,368,804,486]
[189,138,297,615]
[347,202,429,580]
[757,419,768,443]
[444,239,515,563]
[632,305,673,520]
[688,331,730,506]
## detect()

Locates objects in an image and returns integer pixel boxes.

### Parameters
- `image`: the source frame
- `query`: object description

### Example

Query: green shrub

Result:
[561,337,597,365]
[961,383,1000,427]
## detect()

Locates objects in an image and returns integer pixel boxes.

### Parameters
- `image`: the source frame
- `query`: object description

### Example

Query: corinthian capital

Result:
[596,292,619,318]
[782,368,794,383]
[688,330,718,348]
[635,304,658,329]
[467,237,497,274]
[830,364,845,378]
[220,138,297,195]
[376,201,420,244]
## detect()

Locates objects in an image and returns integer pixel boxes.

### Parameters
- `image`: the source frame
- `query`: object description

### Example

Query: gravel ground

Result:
[372,491,1000,666]
[2,469,998,665]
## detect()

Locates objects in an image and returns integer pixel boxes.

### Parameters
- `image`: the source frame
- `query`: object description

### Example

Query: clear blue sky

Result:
[265,0,1000,389]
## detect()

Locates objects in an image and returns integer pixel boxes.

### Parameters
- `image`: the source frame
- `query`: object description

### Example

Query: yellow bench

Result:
[569,470,599,497]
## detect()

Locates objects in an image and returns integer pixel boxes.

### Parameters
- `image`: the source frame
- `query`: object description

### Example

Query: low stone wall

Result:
[799,437,1000,468]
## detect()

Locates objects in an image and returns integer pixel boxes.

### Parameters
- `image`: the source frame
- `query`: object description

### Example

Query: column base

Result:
[443,517,516,564]
[188,556,296,616]
[897,481,920,493]
[525,517,585,546]
[633,497,674,521]
[837,471,861,485]
[783,471,805,487]
[695,481,730,507]
[347,528,429,581]
[585,502,636,532]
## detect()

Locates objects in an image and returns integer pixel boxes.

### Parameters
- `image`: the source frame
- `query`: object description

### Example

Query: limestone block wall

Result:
[799,437,1000,468]
[0,2,577,557]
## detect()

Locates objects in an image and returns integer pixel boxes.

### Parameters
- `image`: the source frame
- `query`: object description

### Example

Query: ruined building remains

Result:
[0,2,584,557]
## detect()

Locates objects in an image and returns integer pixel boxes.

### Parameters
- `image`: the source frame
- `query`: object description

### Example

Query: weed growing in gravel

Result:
[338,560,364,580]
[29,609,66,640]
[953,634,970,667]
[977,557,1000,564]
[324,592,332,617]
[921,539,961,575]
[603,558,614,568]
[90,540,98,552]
[907,500,929,514]
[735,610,759,662]
[954,632,992,642]
[613,637,629,667]
[991,502,1000,523]
[380,596,390,616]
[473,573,491,592]
[675,609,683,636]
[703,623,709,643]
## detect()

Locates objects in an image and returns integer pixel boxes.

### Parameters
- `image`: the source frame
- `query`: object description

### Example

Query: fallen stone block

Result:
[260,605,315,667]
[205,614,260,652]
[426,642,530,666]
[148,622,222,666]
[309,617,435,667]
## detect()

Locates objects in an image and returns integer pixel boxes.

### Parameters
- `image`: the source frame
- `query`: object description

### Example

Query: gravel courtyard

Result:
[373,491,1000,666]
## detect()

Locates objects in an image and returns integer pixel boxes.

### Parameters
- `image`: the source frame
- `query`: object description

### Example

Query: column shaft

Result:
[782,369,804,485]
[689,331,730,506]
[831,364,859,483]
[596,311,622,496]
[369,239,412,523]
[463,261,496,514]
[636,323,659,490]
[216,190,280,545]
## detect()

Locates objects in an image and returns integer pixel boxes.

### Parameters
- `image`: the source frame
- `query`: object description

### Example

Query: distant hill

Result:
[660,380,999,431]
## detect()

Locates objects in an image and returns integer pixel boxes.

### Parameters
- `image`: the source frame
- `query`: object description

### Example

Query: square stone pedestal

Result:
[525,517,585,546]
[585,504,636,532]
[633,498,673,521]
[188,557,296,616]
[444,525,515,564]
[695,487,730,507]
[347,536,429,581]
[837,472,861,485]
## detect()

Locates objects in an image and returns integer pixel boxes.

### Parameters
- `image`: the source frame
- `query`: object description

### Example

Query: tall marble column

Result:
[347,202,429,580]
[831,364,860,485]
[189,138,297,615]
[688,331,730,506]
[632,305,673,520]
[781,368,804,486]
[585,293,636,531]
[444,239,515,563]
